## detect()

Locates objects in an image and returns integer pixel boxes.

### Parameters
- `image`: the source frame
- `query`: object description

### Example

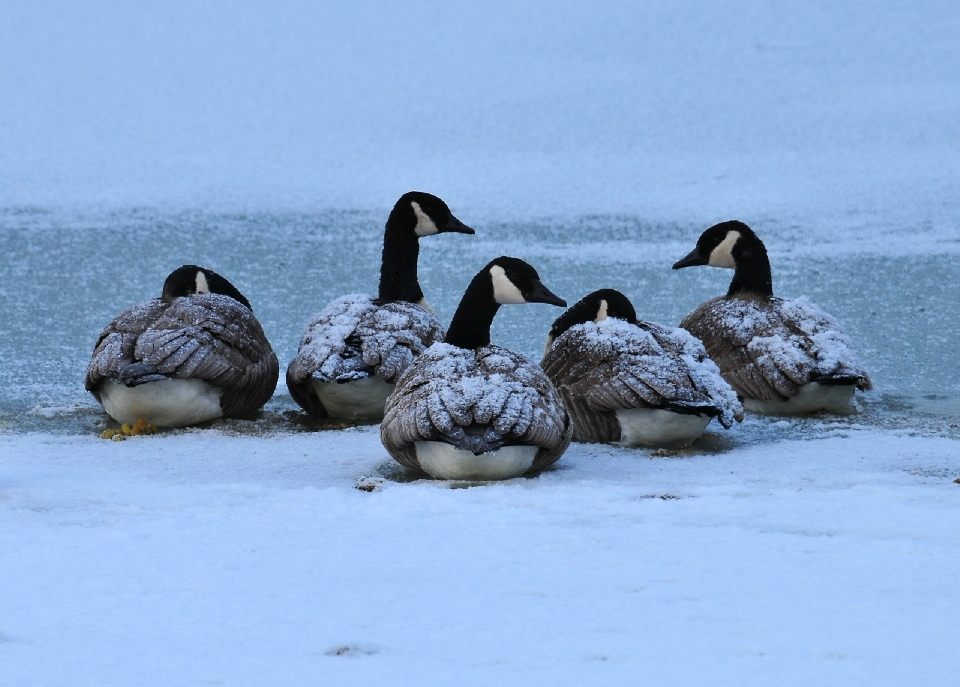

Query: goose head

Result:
[445,256,566,350]
[488,256,567,306]
[672,220,773,297]
[389,191,475,237]
[162,265,253,310]
[544,288,637,351]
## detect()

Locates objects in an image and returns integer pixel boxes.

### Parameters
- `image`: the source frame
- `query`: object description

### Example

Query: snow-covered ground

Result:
[2,425,959,685]
[2,1,959,684]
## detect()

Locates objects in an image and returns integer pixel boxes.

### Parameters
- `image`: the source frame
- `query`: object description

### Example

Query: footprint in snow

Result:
[325,644,378,657]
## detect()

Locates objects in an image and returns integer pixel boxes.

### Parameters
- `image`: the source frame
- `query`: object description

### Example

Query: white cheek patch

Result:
[708,231,740,268]
[594,299,609,322]
[490,265,526,304]
[195,271,210,294]
[417,297,436,315]
[411,201,439,237]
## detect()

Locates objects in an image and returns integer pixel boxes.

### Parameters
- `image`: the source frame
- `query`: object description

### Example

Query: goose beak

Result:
[440,214,475,234]
[526,280,567,307]
[672,248,707,269]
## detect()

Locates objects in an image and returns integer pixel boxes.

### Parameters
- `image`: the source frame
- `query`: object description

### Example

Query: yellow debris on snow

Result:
[100,418,158,440]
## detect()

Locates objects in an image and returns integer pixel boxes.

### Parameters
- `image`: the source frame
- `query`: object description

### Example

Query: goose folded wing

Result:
[546,322,697,412]
[380,354,447,469]
[681,300,797,402]
[356,302,445,382]
[657,324,744,426]
[287,294,378,386]
[131,294,278,416]
[780,298,873,390]
[477,349,571,471]
[85,299,169,395]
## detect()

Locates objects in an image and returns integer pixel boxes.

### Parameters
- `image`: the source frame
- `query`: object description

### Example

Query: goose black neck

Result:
[727,241,774,297]
[377,212,423,303]
[445,272,500,349]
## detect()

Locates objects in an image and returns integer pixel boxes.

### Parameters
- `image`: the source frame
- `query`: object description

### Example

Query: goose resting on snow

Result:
[380,256,572,480]
[672,220,872,414]
[85,265,279,427]
[286,192,474,421]
[541,289,743,446]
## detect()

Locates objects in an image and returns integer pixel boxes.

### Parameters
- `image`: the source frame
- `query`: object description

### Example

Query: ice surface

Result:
[1,212,956,434]
[1,0,959,684]
[0,1,958,232]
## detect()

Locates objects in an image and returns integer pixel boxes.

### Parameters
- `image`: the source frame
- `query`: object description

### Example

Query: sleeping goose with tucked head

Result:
[672,220,872,414]
[286,192,475,421]
[380,256,572,480]
[541,289,743,446]
[85,265,279,427]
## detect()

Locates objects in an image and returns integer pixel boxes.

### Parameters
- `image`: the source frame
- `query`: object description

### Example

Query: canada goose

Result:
[380,256,572,480]
[541,289,743,446]
[286,192,474,421]
[85,265,279,427]
[672,220,872,414]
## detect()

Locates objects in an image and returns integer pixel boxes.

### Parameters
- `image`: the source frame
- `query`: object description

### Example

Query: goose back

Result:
[381,343,572,473]
[542,317,742,442]
[286,294,444,416]
[86,294,279,417]
[680,293,872,402]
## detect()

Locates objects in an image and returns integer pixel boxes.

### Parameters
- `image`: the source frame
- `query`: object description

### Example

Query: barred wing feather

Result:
[680,295,871,402]
[86,295,279,417]
[381,343,572,473]
[286,295,444,416]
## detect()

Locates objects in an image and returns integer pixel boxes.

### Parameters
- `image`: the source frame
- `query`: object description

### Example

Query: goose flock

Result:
[86,192,872,480]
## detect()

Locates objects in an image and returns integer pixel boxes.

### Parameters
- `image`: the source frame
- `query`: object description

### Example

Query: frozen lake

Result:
[1,207,958,442]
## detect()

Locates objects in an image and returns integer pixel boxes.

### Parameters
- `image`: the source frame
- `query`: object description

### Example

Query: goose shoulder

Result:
[543,318,742,428]
[680,294,871,401]
[87,293,279,417]
[381,343,572,472]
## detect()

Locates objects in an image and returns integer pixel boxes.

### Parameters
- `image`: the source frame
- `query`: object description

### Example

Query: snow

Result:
[1,425,958,685]
[1,0,959,683]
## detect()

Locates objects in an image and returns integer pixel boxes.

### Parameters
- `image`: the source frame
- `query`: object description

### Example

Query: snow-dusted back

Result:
[85,294,279,417]
[287,294,444,386]
[543,317,743,431]
[381,343,572,472]
[681,294,872,402]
